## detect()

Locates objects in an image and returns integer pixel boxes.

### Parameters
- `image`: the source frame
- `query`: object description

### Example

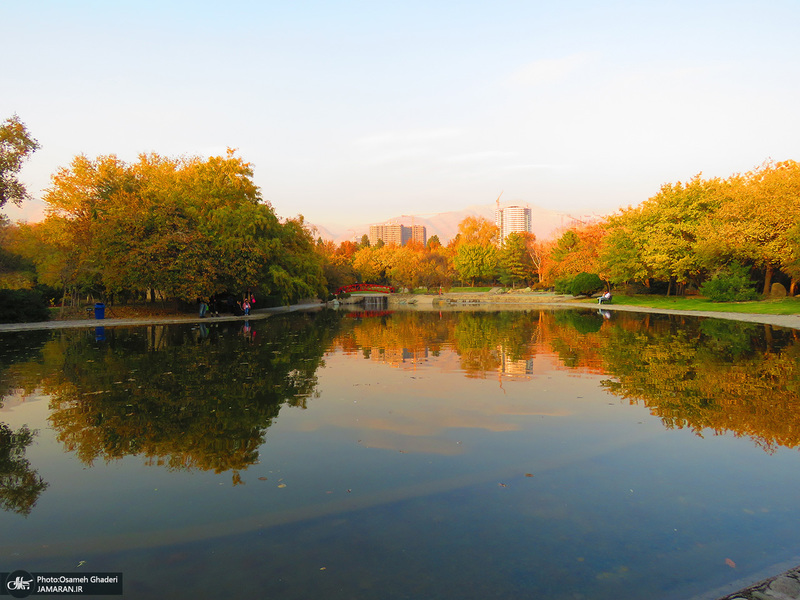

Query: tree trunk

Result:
[790,277,797,296]
[762,264,773,296]
[59,284,67,318]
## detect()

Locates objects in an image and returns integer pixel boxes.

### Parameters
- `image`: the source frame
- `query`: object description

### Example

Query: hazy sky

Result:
[3,0,799,228]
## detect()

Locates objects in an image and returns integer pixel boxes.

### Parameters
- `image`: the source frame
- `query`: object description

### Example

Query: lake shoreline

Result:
[1,294,799,332]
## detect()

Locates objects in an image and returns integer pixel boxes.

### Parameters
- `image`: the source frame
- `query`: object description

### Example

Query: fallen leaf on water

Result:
[319,567,326,571]
[258,477,268,481]
[498,483,508,487]
[278,483,287,488]
[525,473,534,478]
[76,561,86,568]
[725,558,736,568]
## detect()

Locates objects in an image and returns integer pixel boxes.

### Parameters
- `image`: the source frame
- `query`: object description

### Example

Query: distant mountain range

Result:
[310,203,605,245]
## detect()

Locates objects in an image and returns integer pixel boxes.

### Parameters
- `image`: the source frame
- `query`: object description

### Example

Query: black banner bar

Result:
[2,572,123,597]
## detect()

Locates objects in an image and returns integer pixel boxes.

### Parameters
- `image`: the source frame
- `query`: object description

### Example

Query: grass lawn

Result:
[585,294,800,315]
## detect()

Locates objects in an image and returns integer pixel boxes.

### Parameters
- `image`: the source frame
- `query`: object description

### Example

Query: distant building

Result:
[369,223,427,247]
[411,225,427,246]
[495,205,532,245]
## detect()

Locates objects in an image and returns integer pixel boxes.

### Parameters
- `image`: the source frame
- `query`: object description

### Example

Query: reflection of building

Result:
[498,347,534,377]
[495,205,532,245]
[369,223,427,246]
[372,347,429,367]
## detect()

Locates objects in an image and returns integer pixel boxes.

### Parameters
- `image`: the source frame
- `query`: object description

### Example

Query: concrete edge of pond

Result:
[688,558,800,600]
[583,303,800,331]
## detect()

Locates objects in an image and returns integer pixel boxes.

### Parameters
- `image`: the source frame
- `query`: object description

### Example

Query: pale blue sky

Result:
[3,0,799,228]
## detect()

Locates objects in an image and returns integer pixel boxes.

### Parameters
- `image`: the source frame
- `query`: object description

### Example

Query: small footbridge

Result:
[334,283,396,295]
[335,283,395,311]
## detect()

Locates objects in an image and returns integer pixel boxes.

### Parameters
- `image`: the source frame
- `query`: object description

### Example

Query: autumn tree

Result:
[0,116,40,210]
[416,246,454,289]
[541,223,607,286]
[697,161,800,295]
[455,216,499,246]
[32,150,325,304]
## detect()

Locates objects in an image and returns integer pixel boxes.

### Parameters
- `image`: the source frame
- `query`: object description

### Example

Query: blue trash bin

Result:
[94,303,105,319]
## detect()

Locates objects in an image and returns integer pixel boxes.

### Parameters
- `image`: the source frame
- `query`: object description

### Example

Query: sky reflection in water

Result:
[1,309,800,600]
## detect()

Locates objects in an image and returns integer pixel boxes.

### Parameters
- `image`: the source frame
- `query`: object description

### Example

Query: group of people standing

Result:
[198,292,255,318]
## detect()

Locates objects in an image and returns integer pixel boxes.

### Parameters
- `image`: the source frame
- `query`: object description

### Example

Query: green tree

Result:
[699,263,759,302]
[0,116,40,209]
[454,243,497,286]
[498,232,534,287]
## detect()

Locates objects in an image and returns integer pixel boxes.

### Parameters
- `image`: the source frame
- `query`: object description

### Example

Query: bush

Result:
[567,272,605,297]
[700,264,759,302]
[0,289,50,323]
[554,277,573,294]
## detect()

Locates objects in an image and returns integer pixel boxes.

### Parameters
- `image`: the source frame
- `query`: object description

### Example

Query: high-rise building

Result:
[411,225,427,246]
[369,223,427,246]
[495,205,532,245]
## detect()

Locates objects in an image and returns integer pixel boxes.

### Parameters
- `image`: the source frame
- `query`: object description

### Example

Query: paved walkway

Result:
[0,303,321,333]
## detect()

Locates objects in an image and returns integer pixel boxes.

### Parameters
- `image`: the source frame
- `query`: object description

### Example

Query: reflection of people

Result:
[598,291,612,304]
[599,309,611,319]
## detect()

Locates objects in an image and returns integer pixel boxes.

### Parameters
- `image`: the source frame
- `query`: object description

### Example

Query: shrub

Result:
[554,277,573,294]
[0,289,50,323]
[568,272,605,297]
[700,264,759,302]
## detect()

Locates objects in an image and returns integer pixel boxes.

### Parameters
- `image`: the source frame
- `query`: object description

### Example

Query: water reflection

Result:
[1,309,799,502]
[2,309,800,599]
[330,309,800,451]
[1,312,340,485]
[0,423,48,515]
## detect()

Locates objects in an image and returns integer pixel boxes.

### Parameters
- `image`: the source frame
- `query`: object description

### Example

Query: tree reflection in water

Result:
[1,312,342,490]
[2,307,799,518]
[330,309,800,452]
[0,423,48,516]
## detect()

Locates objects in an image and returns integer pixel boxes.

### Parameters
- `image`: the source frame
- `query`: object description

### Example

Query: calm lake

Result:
[1,308,800,599]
